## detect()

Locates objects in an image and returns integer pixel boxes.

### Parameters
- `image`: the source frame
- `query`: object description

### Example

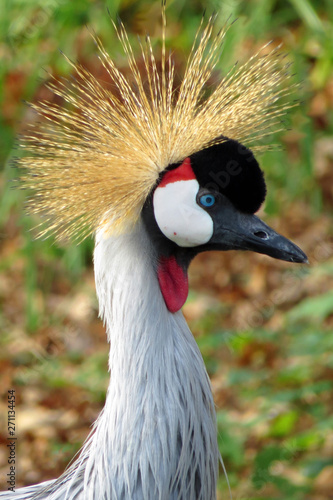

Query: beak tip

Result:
[288,250,308,264]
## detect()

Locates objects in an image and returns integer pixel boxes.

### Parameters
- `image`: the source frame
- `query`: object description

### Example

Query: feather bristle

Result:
[19,10,297,241]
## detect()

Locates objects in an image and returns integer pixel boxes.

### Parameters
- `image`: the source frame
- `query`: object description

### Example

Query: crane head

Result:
[142,138,307,312]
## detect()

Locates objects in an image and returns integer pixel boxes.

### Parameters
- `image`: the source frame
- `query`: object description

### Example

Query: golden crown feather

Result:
[19,4,296,241]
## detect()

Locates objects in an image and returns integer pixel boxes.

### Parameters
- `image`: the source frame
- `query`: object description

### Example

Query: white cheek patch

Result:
[153,165,213,247]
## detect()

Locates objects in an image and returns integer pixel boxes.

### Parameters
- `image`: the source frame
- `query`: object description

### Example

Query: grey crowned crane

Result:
[1,7,307,500]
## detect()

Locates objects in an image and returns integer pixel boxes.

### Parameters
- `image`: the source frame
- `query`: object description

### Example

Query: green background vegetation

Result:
[0,1,332,499]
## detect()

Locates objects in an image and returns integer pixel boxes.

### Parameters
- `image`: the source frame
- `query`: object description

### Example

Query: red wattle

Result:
[157,256,189,313]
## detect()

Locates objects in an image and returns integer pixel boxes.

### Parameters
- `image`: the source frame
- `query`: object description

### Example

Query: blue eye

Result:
[199,194,216,208]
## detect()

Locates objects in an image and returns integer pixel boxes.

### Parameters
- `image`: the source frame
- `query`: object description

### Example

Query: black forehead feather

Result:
[190,139,267,214]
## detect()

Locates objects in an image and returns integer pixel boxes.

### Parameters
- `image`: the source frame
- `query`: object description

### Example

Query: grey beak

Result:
[210,201,308,264]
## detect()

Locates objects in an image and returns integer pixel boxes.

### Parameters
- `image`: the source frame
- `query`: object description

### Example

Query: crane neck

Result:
[78,220,220,499]
[94,219,171,348]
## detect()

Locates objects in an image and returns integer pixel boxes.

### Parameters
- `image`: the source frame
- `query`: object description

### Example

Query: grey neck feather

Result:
[1,220,219,500]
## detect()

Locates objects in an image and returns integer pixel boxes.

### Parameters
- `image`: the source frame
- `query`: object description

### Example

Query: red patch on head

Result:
[159,157,195,188]
[157,256,189,313]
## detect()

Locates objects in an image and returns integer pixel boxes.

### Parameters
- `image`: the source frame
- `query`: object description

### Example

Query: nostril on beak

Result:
[254,230,269,240]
